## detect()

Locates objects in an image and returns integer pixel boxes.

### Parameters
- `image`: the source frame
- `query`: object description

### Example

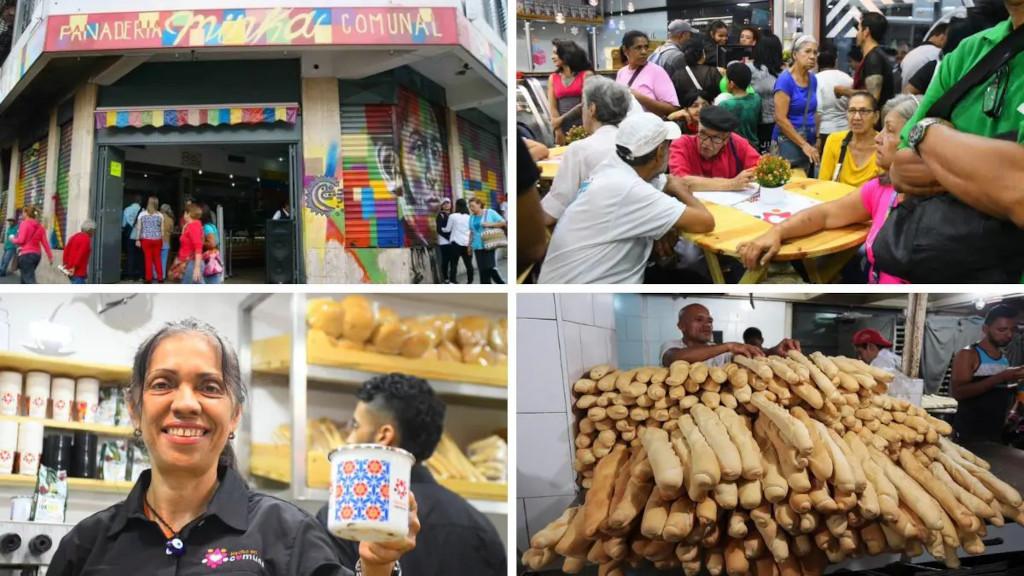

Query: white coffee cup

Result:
[0,371,22,416]
[50,378,75,422]
[16,422,43,476]
[327,444,414,542]
[0,420,17,474]
[24,371,50,419]
[75,378,100,423]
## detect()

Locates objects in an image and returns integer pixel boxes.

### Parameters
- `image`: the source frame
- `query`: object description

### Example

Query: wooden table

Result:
[684,178,869,284]
[536,146,567,181]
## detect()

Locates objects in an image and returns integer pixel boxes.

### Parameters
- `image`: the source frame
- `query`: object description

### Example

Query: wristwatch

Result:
[908,117,952,155]
[354,559,402,576]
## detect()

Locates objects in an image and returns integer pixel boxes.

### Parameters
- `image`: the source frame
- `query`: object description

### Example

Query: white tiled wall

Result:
[515,293,617,555]
[615,295,790,368]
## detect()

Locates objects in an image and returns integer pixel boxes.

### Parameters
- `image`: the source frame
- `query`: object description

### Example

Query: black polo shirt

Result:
[49,466,349,576]
[317,465,506,576]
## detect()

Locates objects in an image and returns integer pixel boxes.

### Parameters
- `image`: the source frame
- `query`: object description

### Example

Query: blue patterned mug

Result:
[327,444,414,542]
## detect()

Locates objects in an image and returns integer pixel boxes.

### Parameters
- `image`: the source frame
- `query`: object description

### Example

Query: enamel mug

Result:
[327,444,413,542]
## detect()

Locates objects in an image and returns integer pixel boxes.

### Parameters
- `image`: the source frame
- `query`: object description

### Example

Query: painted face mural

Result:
[395,89,449,245]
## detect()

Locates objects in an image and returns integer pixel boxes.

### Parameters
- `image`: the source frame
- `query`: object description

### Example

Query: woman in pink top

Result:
[736,94,921,283]
[10,205,53,284]
[547,40,591,145]
[177,204,205,284]
[615,31,679,118]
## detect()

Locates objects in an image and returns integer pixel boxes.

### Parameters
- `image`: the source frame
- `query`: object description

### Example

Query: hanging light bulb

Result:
[588,0,598,6]
[627,1,635,12]
[570,25,579,35]
[555,11,565,24]
[618,18,625,30]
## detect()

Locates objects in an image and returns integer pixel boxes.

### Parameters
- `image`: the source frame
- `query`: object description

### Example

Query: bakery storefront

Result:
[0,291,508,572]
[517,291,1024,574]
[0,4,506,283]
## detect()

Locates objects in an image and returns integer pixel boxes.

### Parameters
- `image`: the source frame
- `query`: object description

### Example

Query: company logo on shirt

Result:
[202,548,265,570]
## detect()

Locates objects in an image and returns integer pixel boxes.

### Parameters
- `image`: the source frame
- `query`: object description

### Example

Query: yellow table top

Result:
[537,146,567,180]
[684,178,869,261]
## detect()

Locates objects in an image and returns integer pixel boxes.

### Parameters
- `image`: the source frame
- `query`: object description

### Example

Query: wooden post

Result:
[903,293,928,378]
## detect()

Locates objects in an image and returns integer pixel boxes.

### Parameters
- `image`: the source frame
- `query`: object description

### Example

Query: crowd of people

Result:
[519,0,1024,284]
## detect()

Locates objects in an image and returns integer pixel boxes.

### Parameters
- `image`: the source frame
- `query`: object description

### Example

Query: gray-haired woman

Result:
[773,35,820,174]
[543,75,632,225]
[49,319,419,575]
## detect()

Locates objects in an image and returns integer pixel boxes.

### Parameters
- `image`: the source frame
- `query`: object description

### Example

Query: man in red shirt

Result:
[669,105,760,190]
[61,219,94,284]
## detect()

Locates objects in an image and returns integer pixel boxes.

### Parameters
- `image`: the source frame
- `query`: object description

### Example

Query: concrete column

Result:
[42,109,59,228]
[66,83,97,236]
[6,145,18,219]
[447,108,464,201]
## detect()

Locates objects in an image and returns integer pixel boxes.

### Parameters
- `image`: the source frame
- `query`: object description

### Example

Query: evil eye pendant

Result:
[166,537,186,557]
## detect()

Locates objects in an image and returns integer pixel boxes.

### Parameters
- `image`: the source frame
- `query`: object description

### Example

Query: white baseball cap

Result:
[616,112,682,160]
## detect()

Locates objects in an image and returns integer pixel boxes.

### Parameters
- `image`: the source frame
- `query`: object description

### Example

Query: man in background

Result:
[837,12,895,110]
[650,19,695,79]
[122,193,142,281]
[317,373,506,575]
[0,215,17,277]
[951,305,1024,442]
[61,219,95,284]
[661,303,800,367]
[899,23,947,91]
[852,328,902,371]
[743,327,764,349]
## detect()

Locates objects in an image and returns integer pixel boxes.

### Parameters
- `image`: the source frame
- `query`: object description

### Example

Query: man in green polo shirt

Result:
[889,4,1024,230]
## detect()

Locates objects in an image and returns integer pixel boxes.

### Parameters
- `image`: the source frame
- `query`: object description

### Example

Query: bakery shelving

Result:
[0,350,130,382]
[0,474,133,493]
[0,414,133,438]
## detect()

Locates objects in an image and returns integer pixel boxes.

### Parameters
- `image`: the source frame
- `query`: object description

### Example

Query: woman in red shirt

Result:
[177,204,204,284]
[11,205,52,284]
[547,40,591,145]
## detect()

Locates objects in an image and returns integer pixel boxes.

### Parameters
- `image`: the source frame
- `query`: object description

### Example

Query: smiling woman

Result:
[47,319,419,576]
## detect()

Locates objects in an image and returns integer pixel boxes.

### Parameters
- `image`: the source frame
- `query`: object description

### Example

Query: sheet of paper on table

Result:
[694,188,821,224]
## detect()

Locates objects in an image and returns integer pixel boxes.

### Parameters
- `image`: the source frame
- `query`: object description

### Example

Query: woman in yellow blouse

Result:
[818,91,880,188]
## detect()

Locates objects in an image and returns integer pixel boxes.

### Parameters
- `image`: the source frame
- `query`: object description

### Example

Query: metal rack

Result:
[237,293,508,517]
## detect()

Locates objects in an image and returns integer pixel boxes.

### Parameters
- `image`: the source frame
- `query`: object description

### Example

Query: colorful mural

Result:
[52,120,73,249]
[457,116,505,213]
[46,7,459,52]
[341,105,402,248]
[396,88,450,246]
[16,139,47,210]
[94,105,297,129]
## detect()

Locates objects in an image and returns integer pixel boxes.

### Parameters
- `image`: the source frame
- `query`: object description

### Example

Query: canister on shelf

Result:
[9,496,32,521]
[0,371,21,416]
[16,422,43,476]
[42,434,74,472]
[0,420,17,474]
[70,432,98,479]
[24,371,51,419]
[327,444,414,542]
[51,377,75,422]
[75,378,100,423]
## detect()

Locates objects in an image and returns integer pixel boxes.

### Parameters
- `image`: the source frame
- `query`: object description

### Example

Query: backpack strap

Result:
[831,132,854,182]
[928,22,1024,119]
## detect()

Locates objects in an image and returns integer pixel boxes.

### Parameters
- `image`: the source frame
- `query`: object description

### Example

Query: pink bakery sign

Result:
[45,7,459,51]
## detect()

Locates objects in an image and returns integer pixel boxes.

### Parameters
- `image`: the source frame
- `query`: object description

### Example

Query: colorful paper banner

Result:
[94,105,298,129]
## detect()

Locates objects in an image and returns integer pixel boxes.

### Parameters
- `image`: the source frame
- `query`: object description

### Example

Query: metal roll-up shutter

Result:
[457,115,505,213]
[396,88,451,246]
[53,120,73,248]
[17,137,47,210]
[340,104,402,248]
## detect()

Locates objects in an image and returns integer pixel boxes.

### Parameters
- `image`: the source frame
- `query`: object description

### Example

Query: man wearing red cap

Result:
[852,328,902,372]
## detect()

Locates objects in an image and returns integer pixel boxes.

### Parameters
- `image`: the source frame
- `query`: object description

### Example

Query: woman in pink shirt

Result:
[547,40,591,145]
[10,205,53,284]
[176,204,205,284]
[736,94,921,283]
[615,31,678,118]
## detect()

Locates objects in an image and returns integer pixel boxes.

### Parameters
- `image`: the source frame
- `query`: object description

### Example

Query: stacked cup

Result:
[0,371,21,416]
[17,422,43,476]
[24,371,50,419]
[0,420,17,474]
[51,378,75,422]
[76,378,100,423]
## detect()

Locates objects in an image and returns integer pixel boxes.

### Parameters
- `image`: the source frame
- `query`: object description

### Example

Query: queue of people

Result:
[522,0,1024,284]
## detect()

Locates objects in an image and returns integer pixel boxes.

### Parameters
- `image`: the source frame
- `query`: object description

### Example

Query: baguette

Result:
[760,439,790,503]
[678,414,722,498]
[640,490,671,539]
[662,496,696,541]
[692,404,743,481]
[790,407,833,482]
[870,449,944,531]
[750,392,814,457]
[714,481,739,510]
[898,448,975,530]
[583,444,629,536]
[809,352,839,379]
[640,427,684,498]
[716,407,764,480]
[734,355,774,381]
[531,507,578,549]
[929,461,996,520]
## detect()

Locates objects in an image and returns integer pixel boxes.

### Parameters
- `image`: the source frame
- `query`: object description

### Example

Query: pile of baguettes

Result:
[520,351,1024,575]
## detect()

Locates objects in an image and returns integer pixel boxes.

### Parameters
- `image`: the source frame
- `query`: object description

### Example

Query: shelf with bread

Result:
[0,350,130,382]
[0,414,133,438]
[249,420,507,515]
[250,296,507,406]
[0,473,133,493]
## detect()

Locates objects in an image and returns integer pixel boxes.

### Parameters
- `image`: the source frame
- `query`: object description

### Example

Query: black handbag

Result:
[872,23,1024,283]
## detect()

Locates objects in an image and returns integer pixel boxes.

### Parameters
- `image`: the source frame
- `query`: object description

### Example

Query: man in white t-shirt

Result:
[539,113,715,284]
[852,329,902,372]
[814,48,854,146]
[660,303,801,367]
[899,23,947,91]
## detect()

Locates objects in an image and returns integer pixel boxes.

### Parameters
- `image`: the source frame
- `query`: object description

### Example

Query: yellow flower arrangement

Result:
[754,154,792,188]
